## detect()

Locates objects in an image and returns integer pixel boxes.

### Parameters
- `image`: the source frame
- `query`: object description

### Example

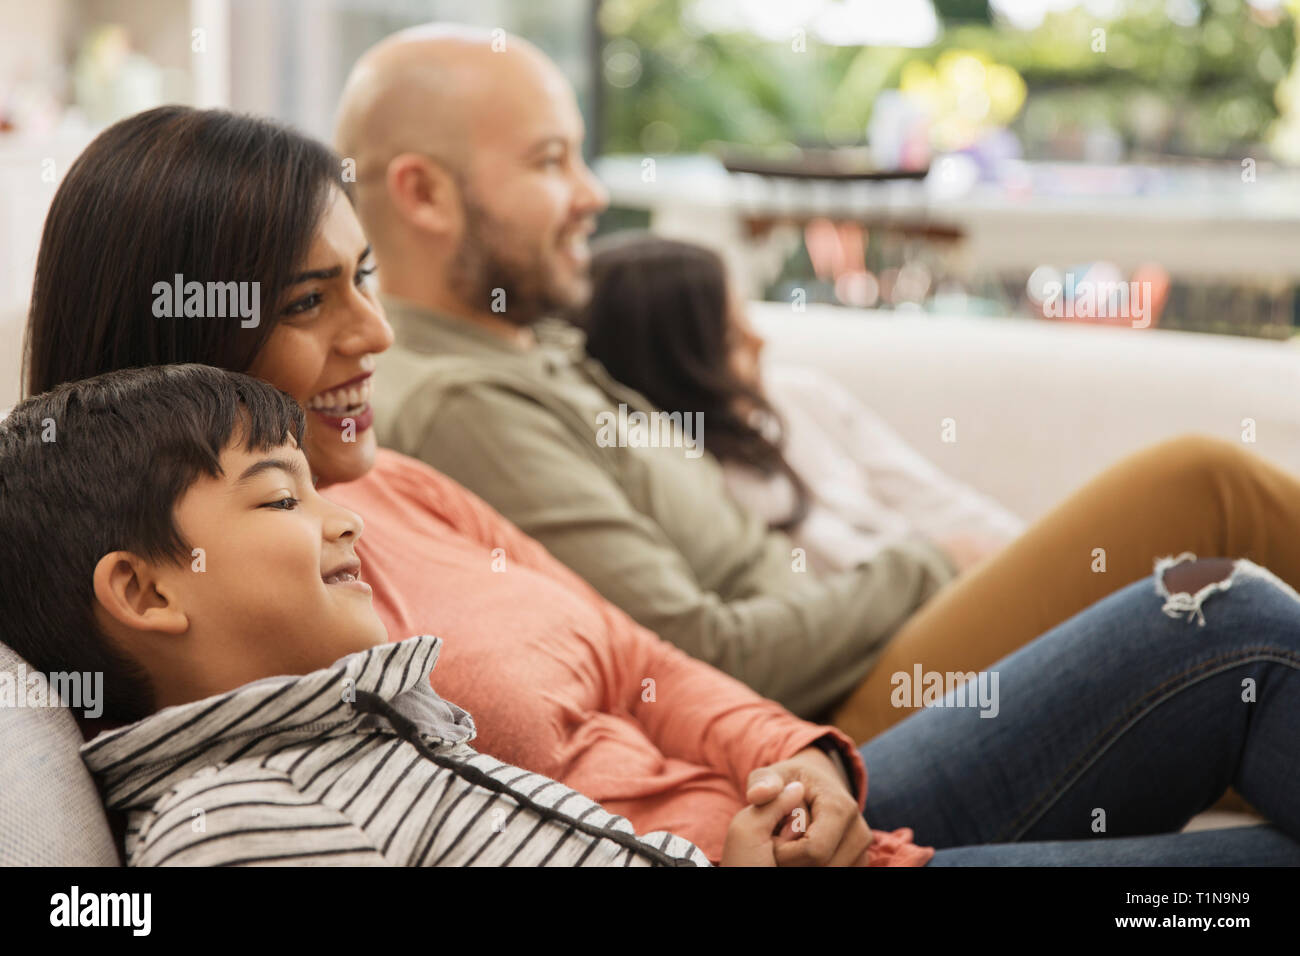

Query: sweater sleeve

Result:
[411,385,954,719]
[385,457,869,809]
[615,604,868,810]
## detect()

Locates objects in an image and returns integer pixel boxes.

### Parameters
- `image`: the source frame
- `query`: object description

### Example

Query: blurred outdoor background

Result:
[4,0,1300,410]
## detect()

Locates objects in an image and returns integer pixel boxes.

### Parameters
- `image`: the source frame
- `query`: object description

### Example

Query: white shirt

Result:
[723,365,1026,576]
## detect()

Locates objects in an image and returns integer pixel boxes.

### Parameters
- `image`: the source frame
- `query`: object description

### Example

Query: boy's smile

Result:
[111,432,389,709]
[322,555,369,592]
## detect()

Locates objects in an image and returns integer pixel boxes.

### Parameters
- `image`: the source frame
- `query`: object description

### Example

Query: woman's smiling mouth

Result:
[307,373,374,432]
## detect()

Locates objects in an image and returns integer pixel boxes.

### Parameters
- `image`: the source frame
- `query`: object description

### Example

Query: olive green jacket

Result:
[372,297,957,719]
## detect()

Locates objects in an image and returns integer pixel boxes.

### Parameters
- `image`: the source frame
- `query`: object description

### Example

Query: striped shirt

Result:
[80,636,710,867]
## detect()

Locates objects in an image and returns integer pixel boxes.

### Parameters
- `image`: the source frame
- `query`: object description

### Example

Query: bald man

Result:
[336,25,955,723]
[336,24,605,333]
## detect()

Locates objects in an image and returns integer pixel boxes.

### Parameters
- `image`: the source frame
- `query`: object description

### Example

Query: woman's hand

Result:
[741,747,873,866]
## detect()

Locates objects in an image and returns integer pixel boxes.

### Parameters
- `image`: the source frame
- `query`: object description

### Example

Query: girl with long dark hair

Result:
[580,233,1024,570]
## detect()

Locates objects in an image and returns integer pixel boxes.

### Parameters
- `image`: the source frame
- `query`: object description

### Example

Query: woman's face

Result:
[249,188,394,487]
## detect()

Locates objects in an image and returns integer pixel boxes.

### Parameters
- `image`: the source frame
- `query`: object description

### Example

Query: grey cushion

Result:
[0,641,119,865]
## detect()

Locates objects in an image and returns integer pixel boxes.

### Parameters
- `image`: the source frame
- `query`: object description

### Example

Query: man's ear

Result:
[92,551,189,636]
[386,152,461,236]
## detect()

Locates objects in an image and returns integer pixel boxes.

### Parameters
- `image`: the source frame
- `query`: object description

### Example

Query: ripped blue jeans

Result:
[860,557,1300,865]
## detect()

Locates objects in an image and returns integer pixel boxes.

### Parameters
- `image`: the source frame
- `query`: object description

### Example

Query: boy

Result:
[0,364,804,866]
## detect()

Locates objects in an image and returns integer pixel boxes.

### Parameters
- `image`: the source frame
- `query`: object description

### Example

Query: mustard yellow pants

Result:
[832,435,1300,746]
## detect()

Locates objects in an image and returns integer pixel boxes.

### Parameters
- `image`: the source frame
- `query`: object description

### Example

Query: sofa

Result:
[0,642,119,865]
[2,304,1285,863]
[749,302,1300,524]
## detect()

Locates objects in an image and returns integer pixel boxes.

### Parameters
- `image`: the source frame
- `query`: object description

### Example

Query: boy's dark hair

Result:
[0,364,306,723]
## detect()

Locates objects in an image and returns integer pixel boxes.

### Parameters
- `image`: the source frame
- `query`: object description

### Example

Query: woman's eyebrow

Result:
[288,265,341,285]
[287,245,372,285]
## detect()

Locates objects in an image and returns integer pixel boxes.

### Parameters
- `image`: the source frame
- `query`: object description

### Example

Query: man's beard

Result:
[450,190,589,327]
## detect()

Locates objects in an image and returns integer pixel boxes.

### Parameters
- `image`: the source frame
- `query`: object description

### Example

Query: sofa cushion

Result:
[0,641,119,865]
[752,304,1300,522]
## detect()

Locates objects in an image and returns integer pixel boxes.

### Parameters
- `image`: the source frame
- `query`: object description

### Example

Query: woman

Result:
[579,233,1300,743]
[25,106,920,868]
[23,107,1300,864]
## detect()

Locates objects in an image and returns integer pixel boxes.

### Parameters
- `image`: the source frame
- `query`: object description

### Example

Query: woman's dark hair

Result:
[578,232,809,531]
[0,364,306,723]
[24,105,343,396]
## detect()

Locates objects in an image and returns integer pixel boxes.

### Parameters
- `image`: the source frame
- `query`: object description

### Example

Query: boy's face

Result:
[156,435,388,693]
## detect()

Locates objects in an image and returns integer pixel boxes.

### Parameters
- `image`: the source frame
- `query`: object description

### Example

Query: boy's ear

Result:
[92,551,189,636]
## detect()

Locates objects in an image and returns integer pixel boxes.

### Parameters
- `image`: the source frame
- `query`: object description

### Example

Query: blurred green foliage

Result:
[599,0,1297,161]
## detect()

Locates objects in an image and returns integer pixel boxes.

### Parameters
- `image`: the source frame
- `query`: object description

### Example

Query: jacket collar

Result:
[383,295,535,355]
[380,295,651,407]
[381,295,592,365]
[81,636,474,810]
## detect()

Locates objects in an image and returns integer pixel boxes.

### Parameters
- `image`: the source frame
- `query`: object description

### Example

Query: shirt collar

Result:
[380,295,589,373]
[81,635,473,809]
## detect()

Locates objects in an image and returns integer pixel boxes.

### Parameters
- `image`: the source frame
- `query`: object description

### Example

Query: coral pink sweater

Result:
[326,450,932,866]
